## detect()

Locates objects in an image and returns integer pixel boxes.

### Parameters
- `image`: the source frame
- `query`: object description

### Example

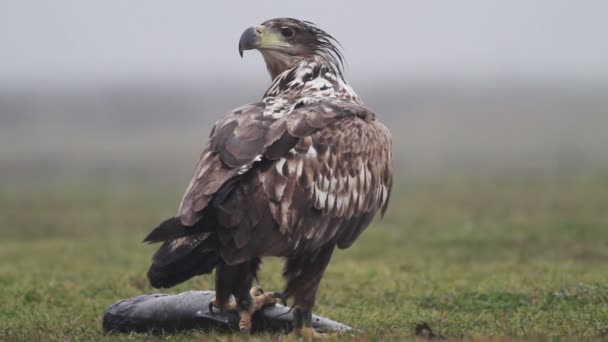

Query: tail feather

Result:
[144,217,211,243]
[145,217,221,289]
[147,233,221,288]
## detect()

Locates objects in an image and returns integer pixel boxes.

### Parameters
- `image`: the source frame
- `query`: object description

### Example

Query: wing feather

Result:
[175,99,392,253]
[256,102,393,250]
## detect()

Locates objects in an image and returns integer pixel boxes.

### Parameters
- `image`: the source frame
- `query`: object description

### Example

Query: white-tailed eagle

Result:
[144,18,393,337]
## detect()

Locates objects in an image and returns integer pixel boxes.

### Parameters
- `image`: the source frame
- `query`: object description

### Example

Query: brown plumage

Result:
[144,18,393,334]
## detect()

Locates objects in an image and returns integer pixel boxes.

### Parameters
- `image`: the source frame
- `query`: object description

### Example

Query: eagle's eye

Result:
[280,27,295,38]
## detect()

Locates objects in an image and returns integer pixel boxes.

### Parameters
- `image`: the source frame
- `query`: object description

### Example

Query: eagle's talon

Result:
[275,291,287,306]
[238,311,253,332]
[233,286,281,333]
[208,296,236,314]
[208,296,219,315]
[274,291,287,306]
[250,286,264,296]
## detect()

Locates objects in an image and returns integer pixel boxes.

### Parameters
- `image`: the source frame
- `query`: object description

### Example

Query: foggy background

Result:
[1,1,607,183]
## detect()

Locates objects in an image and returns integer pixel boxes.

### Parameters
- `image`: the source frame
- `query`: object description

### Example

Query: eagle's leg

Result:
[210,258,279,332]
[208,261,238,313]
[284,244,335,338]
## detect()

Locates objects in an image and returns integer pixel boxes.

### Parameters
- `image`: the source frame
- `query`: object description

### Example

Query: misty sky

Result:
[1,1,607,84]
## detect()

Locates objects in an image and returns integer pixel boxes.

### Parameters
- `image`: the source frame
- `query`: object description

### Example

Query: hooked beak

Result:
[238,25,264,57]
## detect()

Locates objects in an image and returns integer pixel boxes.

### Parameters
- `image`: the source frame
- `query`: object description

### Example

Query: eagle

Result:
[144,18,393,337]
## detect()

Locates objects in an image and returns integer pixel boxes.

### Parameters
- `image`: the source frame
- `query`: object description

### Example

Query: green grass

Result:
[1,171,608,341]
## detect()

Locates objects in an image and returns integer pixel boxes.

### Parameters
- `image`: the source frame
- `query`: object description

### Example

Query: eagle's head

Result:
[238,18,343,80]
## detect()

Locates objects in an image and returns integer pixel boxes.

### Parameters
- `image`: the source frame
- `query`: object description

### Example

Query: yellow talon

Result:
[210,287,280,332]
[239,287,280,332]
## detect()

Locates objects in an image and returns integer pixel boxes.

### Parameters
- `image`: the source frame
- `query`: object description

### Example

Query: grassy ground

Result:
[1,170,608,341]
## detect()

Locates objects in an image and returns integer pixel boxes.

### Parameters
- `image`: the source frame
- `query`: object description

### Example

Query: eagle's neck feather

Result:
[260,57,360,118]
[263,56,359,104]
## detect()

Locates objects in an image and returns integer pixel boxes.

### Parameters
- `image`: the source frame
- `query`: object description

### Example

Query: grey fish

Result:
[103,290,352,334]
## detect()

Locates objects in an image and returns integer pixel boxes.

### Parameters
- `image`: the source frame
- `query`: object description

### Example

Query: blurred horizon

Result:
[2,79,607,182]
